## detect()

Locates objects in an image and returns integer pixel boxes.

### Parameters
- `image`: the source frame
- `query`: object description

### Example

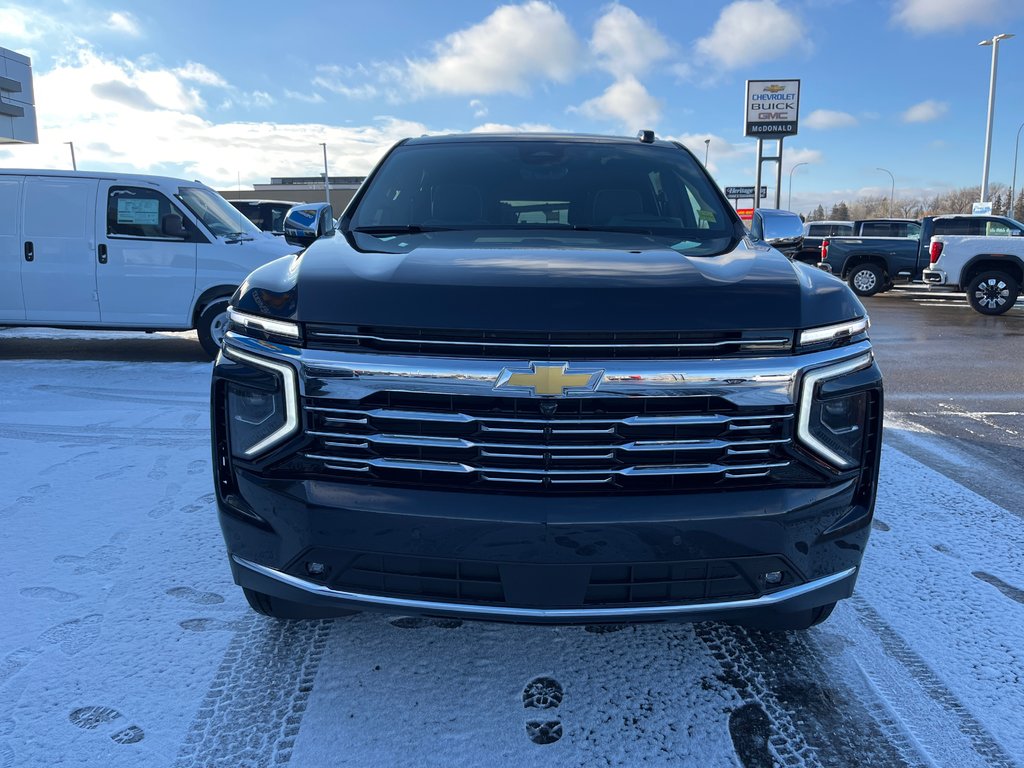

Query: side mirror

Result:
[284,203,333,248]
[161,213,188,238]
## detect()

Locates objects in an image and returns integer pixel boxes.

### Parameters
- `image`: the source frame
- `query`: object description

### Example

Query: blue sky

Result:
[2,0,1023,215]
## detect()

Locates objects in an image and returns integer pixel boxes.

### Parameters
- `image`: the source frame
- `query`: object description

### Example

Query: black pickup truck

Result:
[819,214,1023,296]
[211,132,883,632]
[795,218,920,264]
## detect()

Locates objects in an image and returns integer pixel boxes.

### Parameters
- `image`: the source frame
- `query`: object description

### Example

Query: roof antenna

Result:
[637,129,655,144]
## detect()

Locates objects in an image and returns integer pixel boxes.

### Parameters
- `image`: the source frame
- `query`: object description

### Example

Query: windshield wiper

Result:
[352,225,455,235]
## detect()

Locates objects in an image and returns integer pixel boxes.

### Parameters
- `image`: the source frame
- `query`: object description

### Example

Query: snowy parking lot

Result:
[1,327,1022,768]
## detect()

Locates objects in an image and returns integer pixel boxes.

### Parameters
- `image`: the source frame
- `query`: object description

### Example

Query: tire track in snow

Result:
[849,596,1018,768]
[696,622,923,768]
[172,617,333,768]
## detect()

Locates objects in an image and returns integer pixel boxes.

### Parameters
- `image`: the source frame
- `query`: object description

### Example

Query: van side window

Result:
[107,186,178,238]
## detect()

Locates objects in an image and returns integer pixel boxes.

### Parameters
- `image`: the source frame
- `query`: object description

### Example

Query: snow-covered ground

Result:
[0,331,1022,768]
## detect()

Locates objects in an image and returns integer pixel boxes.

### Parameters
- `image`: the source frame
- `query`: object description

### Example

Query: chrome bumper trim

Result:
[232,555,856,620]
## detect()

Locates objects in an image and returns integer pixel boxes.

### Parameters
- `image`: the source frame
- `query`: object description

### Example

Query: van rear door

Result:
[0,175,24,321]
[21,176,100,322]
[97,182,198,326]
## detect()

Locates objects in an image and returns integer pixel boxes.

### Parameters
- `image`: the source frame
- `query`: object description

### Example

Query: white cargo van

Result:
[0,170,299,357]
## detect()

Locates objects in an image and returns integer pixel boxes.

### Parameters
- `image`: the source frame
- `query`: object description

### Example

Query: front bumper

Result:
[218,473,871,624]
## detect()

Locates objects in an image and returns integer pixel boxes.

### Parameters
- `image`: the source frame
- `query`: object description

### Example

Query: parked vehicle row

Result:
[228,199,298,236]
[817,214,1024,299]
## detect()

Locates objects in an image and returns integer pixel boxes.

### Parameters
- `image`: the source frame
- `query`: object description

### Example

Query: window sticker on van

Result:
[117,198,160,225]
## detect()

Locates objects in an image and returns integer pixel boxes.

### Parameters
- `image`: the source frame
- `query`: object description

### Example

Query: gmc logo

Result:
[0,76,25,118]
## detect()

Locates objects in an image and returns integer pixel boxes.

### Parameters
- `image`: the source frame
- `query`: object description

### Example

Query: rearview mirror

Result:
[284,203,334,248]
[161,213,188,238]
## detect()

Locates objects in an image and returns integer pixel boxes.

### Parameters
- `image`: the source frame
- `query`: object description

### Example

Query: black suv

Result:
[211,133,883,630]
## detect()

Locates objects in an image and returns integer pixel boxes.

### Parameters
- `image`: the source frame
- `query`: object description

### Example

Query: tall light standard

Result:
[703,138,710,166]
[787,162,808,211]
[64,141,76,170]
[1009,120,1024,216]
[876,167,895,216]
[319,142,330,205]
[979,32,1014,203]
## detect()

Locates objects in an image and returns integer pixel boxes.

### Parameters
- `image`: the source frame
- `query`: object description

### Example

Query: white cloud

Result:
[663,132,750,174]
[804,109,858,130]
[312,66,381,99]
[285,90,325,104]
[469,121,559,133]
[574,76,661,127]
[174,62,229,88]
[902,99,948,123]
[405,1,581,95]
[0,7,46,41]
[892,0,1012,33]
[590,4,673,76]
[696,0,809,70]
[0,46,426,188]
[469,99,488,118]
[107,11,141,37]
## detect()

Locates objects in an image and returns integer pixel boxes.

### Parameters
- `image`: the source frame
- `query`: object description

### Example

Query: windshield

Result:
[178,186,261,238]
[348,140,741,256]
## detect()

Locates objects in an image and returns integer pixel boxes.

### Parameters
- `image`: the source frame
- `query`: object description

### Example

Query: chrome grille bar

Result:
[307,330,792,351]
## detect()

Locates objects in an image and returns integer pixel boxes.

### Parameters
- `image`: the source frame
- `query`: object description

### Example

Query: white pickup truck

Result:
[922,221,1024,315]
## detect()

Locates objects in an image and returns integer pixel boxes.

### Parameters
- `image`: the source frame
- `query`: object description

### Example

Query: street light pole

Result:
[703,138,710,166]
[64,141,76,170]
[787,162,808,211]
[979,33,1014,203]
[1009,120,1024,216]
[320,142,330,205]
[876,167,895,216]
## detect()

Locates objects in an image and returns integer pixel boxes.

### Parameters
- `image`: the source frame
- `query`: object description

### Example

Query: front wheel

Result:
[196,299,231,359]
[847,264,885,297]
[966,270,1019,315]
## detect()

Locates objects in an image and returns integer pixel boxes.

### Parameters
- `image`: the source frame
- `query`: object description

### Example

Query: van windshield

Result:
[348,140,742,257]
[178,187,261,238]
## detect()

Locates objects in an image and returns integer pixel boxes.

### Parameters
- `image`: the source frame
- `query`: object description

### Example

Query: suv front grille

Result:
[304,324,795,360]
[295,391,813,493]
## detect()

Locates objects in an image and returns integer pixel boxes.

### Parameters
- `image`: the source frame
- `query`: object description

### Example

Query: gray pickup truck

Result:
[818,214,1024,296]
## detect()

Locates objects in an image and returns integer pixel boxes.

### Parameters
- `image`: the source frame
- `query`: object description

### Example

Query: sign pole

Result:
[774,138,784,209]
[754,140,764,210]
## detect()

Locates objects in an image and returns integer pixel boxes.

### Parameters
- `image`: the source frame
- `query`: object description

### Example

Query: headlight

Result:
[228,307,301,345]
[223,347,299,458]
[798,317,869,348]
[797,353,873,469]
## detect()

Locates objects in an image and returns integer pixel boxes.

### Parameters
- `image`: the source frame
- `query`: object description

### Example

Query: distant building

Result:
[0,47,37,144]
[219,176,364,214]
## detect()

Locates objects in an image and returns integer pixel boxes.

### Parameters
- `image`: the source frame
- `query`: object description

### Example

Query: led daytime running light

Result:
[228,307,300,339]
[797,353,873,468]
[799,316,869,346]
[222,347,299,457]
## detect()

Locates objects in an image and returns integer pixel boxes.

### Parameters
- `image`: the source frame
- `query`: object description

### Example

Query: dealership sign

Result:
[744,80,800,138]
[725,186,767,198]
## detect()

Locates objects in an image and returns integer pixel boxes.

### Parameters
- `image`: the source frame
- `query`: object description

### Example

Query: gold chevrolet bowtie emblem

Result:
[763,84,786,93]
[494,362,604,396]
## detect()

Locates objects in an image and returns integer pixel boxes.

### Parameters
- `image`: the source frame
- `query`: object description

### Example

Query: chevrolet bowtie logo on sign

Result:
[762,84,786,93]
[494,362,604,396]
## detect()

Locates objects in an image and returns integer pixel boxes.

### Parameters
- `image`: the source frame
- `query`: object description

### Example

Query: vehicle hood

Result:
[233,235,863,332]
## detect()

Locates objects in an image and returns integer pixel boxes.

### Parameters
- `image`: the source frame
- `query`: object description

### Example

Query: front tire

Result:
[966,270,1019,315]
[847,263,885,297]
[196,299,231,359]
